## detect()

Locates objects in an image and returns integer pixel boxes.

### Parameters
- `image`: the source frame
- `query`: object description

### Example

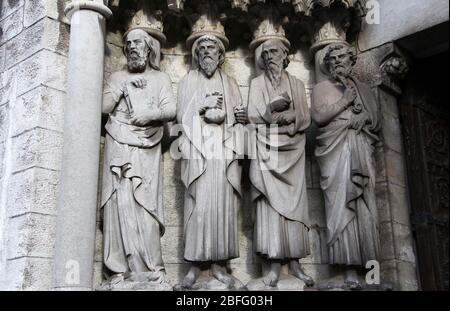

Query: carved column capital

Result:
[65,0,113,20]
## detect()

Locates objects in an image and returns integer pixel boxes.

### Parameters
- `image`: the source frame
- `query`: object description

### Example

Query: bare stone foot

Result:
[345,269,362,290]
[180,265,201,289]
[211,263,235,289]
[263,262,281,287]
[289,260,315,287]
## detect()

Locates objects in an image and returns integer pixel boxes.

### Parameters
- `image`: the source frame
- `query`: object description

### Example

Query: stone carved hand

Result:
[234,105,247,124]
[199,92,223,115]
[342,86,357,107]
[349,113,369,134]
[274,111,296,126]
[270,93,291,113]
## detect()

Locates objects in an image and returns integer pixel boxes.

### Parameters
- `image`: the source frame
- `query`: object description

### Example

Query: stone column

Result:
[53,0,112,291]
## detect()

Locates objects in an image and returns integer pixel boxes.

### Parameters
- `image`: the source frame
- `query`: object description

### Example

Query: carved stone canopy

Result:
[108,0,366,16]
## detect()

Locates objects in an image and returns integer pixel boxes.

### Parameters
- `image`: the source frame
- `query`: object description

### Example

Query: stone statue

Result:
[99,11,176,290]
[312,43,381,289]
[247,21,314,289]
[176,15,247,290]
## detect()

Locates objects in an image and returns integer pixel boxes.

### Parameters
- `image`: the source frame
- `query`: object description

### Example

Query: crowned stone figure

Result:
[176,14,247,290]
[99,10,176,290]
[246,20,314,290]
[312,43,381,290]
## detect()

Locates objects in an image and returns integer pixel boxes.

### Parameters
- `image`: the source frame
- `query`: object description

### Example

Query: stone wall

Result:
[0,0,69,290]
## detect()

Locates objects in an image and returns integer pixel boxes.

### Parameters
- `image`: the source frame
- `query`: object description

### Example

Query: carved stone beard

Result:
[199,56,219,78]
[127,50,148,73]
[265,61,283,89]
[329,63,352,84]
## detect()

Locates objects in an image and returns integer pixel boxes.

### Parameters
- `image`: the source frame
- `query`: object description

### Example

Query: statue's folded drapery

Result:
[177,69,243,262]
[101,70,175,279]
[312,78,380,266]
[248,72,311,260]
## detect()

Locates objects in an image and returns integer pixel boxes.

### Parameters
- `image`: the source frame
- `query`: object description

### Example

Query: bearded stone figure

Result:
[312,44,381,289]
[247,24,314,289]
[176,16,247,290]
[99,11,176,290]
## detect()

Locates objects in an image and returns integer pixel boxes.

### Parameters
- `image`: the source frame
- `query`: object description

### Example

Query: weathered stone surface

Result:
[379,89,399,118]
[0,0,24,21]
[286,59,314,89]
[0,7,23,45]
[374,146,387,183]
[0,68,15,105]
[375,182,392,223]
[396,260,419,291]
[388,182,412,226]
[6,167,59,217]
[392,223,416,264]
[385,149,407,188]
[160,54,189,83]
[230,229,254,265]
[0,43,5,72]
[163,185,184,227]
[94,223,103,263]
[165,263,190,287]
[310,157,321,189]
[223,57,253,87]
[23,0,68,27]
[0,103,9,142]
[379,221,396,261]
[358,0,449,51]
[7,213,56,259]
[161,225,184,264]
[15,50,67,96]
[246,274,306,291]
[228,263,260,286]
[10,128,63,173]
[104,42,126,74]
[4,18,69,70]
[12,86,65,136]
[308,189,326,227]
[2,257,52,290]
[381,113,404,154]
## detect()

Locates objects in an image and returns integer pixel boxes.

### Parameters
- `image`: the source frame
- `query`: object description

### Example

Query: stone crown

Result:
[186,15,229,49]
[249,19,291,51]
[124,10,167,45]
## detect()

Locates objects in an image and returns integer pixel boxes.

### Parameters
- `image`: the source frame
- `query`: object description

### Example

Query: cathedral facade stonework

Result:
[0,0,448,291]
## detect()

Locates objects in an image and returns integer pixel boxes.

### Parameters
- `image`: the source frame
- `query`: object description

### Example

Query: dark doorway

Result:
[399,50,449,291]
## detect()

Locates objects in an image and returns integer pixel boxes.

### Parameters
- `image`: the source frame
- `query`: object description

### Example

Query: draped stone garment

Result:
[312,78,381,266]
[248,72,311,260]
[177,69,243,262]
[101,69,176,277]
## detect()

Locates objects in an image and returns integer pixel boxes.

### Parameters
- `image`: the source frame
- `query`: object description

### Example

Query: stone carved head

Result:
[192,35,226,78]
[259,38,290,88]
[322,43,356,80]
[124,29,161,73]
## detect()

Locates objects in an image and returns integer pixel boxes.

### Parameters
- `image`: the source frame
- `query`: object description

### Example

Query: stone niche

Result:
[91,0,416,290]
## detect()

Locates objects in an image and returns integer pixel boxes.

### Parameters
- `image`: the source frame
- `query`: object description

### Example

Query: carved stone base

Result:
[245,274,306,291]
[97,273,173,291]
[174,275,246,291]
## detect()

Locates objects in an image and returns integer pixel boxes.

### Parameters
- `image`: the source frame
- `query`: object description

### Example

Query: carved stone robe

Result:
[177,69,243,262]
[101,69,176,279]
[248,72,311,260]
[312,77,380,266]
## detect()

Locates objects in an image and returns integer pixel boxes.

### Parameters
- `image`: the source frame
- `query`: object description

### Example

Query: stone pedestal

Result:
[53,1,112,291]
[246,275,306,291]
